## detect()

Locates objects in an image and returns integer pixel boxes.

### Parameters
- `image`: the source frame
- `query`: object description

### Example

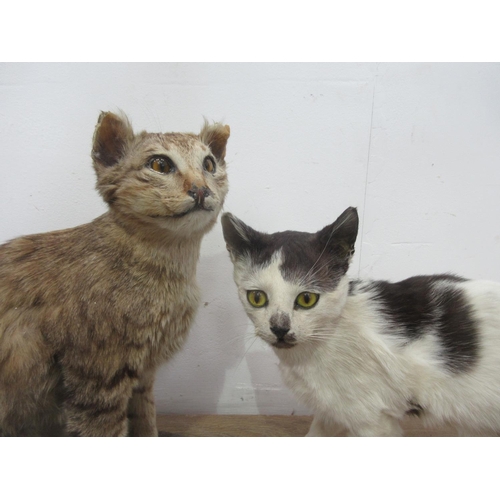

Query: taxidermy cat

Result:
[0,111,230,436]
[222,207,500,436]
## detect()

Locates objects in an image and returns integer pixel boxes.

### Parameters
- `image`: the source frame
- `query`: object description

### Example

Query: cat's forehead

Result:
[247,230,345,291]
[249,231,313,266]
[253,231,317,272]
[238,250,303,295]
[136,132,210,157]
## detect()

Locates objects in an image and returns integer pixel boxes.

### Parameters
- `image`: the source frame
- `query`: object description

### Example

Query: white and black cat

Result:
[222,207,500,436]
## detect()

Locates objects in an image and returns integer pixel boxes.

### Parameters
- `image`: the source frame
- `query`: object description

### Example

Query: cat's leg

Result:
[456,425,493,437]
[348,413,403,437]
[306,416,327,436]
[0,337,62,436]
[127,368,158,437]
[306,415,346,436]
[61,360,138,437]
[36,384,67,436]
[2,384,65,436]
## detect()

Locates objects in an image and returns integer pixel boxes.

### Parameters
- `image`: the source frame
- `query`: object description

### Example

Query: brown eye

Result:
[203,156,216,174]
[148,157,175,174]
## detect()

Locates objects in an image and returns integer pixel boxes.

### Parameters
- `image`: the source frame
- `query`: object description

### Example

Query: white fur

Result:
[234,259,500,436]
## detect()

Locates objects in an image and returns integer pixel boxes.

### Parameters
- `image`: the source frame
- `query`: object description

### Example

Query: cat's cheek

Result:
[209,175,228,197]
[113,185,171,218]
[202,197,222,215]
[244,311,273,344]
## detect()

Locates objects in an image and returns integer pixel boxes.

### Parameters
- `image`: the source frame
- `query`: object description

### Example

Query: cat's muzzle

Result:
[187,185,212,206]
[270,326,297,349]
[269,312,296,348]
[174,185,214,218]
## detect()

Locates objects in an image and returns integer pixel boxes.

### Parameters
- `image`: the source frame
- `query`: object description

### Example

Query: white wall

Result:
[1,63,499,415]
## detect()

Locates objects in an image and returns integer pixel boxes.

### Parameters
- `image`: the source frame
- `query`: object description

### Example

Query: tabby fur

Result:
[0,111,230,436]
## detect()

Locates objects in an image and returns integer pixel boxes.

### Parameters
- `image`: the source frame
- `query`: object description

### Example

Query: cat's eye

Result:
[148,156,175,174]
[203,156,216,174]
[295,292,319,309]
[247,290,268,308]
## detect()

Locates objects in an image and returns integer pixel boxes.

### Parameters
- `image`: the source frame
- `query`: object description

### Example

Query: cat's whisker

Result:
[307,333,334,339]
[218,334,255,347]
[298,256,339,288]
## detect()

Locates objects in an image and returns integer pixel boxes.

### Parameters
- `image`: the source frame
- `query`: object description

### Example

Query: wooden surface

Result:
[156,414,466,437]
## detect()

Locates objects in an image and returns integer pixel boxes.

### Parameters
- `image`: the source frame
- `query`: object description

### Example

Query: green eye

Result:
[295,292,319,309]
[149,156,175,174]
[247,290,268,308]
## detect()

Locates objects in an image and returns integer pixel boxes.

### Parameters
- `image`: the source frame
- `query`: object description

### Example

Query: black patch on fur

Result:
[231,229,350,291]
[363,274,478,372]
[406,400,424,417]
[279,232,347,290]
[348,279,362,295]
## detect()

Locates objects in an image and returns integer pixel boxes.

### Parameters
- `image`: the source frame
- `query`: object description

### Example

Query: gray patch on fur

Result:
[222,208,359,292]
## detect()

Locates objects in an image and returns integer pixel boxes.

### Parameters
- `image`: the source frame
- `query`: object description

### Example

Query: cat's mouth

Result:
[172,205,214,218]
[150,205,214,219]
[171,186,215,218]
[272,339,297,349]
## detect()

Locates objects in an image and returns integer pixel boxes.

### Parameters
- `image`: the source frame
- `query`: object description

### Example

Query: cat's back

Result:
[346,275,500,431]
[459,278,500,348]
[460,278,500,311]
[1,223,89,308]
[348,274,494,374]
[356,273,500,337]
[0,216,119,310]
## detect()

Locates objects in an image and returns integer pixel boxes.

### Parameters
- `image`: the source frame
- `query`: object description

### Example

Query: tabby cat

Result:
[222,207,500,436]
[0,111,230,436]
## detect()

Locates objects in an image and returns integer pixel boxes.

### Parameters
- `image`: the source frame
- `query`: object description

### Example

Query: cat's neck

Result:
[95,210,206,272]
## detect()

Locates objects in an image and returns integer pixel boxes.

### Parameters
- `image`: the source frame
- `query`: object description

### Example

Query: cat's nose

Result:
[270,326,290,340]
[187,185,212,206]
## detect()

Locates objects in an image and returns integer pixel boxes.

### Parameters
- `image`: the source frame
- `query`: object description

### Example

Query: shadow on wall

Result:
[245,350,310,415]
[154,250,255,414]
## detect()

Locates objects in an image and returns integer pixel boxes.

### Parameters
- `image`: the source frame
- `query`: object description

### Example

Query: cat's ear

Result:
[91,111,135,167]
[221,213,257,260]
[316,207,359,259]
[199,121,231,162]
